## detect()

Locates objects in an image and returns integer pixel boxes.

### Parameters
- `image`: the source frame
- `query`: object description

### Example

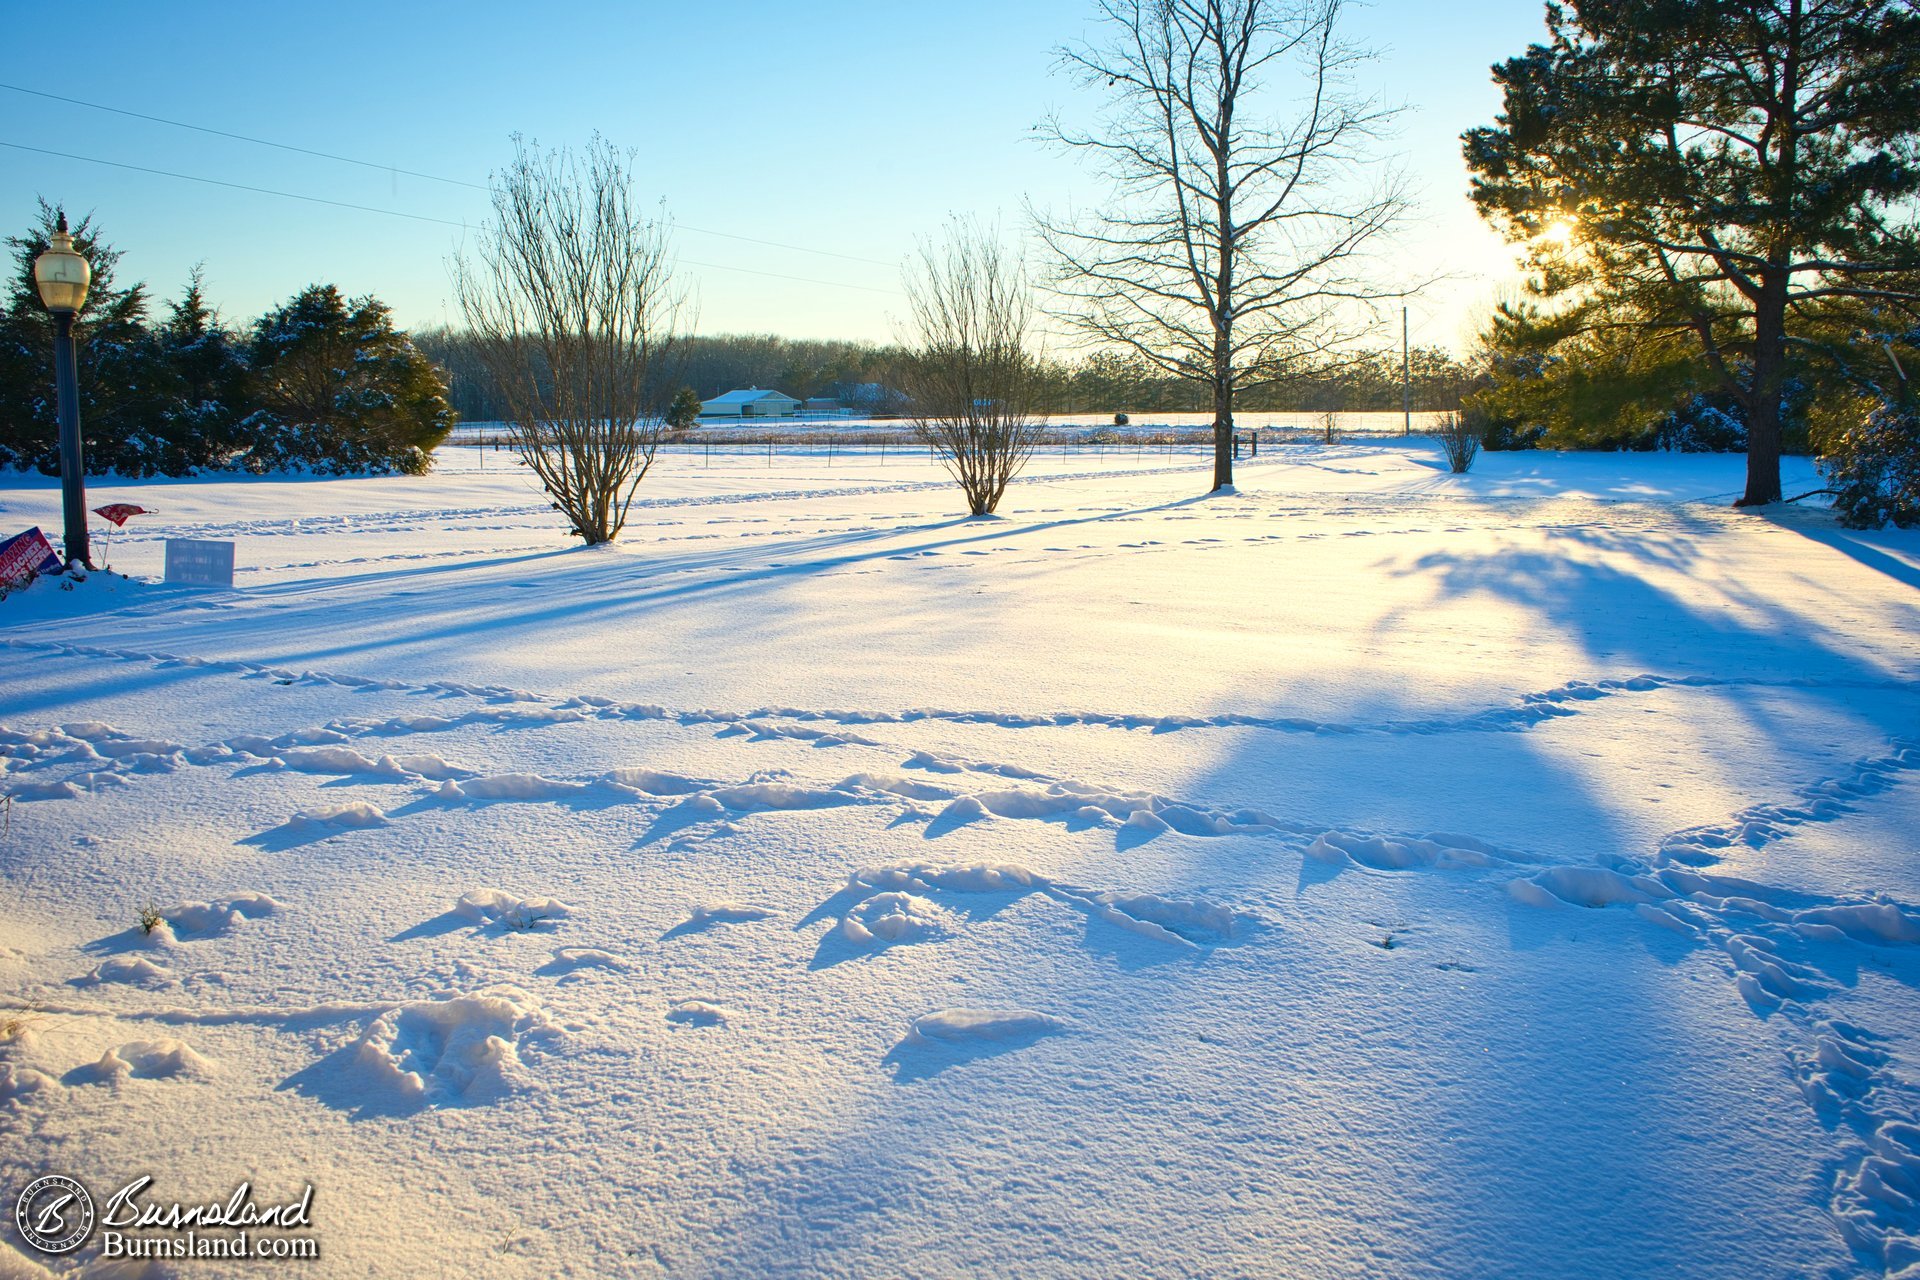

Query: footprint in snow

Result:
[536,947,629,980]
[884,1009,1071,1082]
[65,1038,216,1087]
[666,1000,729,1028]
[662,903,777,940]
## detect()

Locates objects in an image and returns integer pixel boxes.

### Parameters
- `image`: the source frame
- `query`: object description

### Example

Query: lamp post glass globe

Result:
[34,217,91,314]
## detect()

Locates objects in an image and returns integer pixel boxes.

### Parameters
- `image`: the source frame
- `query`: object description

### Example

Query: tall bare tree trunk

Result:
[1213,330,1234,491]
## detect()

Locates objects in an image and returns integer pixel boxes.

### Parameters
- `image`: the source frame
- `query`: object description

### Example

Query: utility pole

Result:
[1402,307,1411,438]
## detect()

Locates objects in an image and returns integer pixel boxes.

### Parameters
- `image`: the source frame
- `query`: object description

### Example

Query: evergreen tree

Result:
[1464,0,1920,505]
[0,200,170,475]
[244,285,454,475]
[664,386,702,430]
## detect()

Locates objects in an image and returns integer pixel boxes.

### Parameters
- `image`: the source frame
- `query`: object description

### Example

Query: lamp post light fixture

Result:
[34,213,92,568]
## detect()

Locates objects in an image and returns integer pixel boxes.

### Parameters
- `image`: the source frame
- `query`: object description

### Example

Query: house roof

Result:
[704,388,799,406]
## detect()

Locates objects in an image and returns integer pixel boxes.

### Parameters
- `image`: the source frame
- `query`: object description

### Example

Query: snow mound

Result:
[546,946,628,973]
[680,903,776,930]
[834,772,957,802]
[456,888,572,931]
[1311,830,1524,871]
[164,893,281,939]
[933,794,992,825]
[854,861,1039,894]
[380,754,473,781]
[0,1062,60,1109]
[80,956,173,987]
[909,1008,1067,1044]
[707,782,848,811]
[277,746,387,775]
[1794,901,1920,947]
[600,767,708,796]
[1509,866,1671,909]
[667,999,729,1027]
[1078,891,1238,945]
[353,986,560,1103]
[2,779,81,802]
[292,801,388,829]
[440,773,589,802]
[70,1038,216,1086]
[841,892,953,945]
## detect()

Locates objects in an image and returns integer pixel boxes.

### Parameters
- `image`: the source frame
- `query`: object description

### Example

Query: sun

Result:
[1539,216,1578,245]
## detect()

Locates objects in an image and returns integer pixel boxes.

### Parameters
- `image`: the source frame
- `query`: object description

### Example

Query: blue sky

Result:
[1,0,1546,353]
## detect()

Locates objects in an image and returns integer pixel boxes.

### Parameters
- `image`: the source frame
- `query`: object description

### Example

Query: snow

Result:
[1,437,1918,1277]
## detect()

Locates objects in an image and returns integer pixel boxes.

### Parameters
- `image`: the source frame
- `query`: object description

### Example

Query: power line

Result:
[2,140,903,296]
[0,81,488,190]
[1,140,476,227]
[0,81,899,268]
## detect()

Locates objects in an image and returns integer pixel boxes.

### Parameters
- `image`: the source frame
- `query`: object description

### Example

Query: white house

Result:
[700,388,801,419]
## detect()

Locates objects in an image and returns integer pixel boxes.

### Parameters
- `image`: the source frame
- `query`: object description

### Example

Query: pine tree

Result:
[1464,0,1920,505]
[665,386,702,430]
[0,200,167,475]
[245,284,455,474]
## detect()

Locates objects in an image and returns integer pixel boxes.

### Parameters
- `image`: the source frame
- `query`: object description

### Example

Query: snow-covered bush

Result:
[1652,395,1747,452]
[1822,400,1920,529]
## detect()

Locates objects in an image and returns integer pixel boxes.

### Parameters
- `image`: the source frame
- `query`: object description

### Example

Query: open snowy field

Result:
[3,439,1919,1278]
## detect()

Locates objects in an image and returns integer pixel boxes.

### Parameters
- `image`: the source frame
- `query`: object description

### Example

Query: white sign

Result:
[164,539,235,587]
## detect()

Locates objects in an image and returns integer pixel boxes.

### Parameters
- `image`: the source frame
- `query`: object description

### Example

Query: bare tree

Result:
[1434,410,1481,473]
[900,224,1046,517]
[1035,0,1408,492]
[453,136,685,544]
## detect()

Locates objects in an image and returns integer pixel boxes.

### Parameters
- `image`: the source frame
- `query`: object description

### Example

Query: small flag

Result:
[93,503,151,527]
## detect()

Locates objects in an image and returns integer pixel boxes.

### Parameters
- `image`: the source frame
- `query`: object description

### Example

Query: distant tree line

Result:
[414,325,1471,423]
[0,202,452,478]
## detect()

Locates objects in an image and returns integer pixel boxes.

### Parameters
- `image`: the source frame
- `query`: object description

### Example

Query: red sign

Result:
[94,503,151,527]
[0,527,62,586]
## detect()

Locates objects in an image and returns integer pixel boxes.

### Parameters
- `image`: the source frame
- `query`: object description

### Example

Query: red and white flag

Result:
[93,504,151,527]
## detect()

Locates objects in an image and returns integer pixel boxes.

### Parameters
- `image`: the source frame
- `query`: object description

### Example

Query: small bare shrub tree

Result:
[1436,410,1482,473]
[454,136,684,544]
[900,226,1045,517]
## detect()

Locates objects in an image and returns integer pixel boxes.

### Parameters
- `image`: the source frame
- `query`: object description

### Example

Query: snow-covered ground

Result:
[2,439,1918,1278]
[449,410,1450,440]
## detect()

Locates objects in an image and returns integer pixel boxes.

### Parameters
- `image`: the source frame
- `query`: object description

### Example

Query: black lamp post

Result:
[34,214,92,568]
